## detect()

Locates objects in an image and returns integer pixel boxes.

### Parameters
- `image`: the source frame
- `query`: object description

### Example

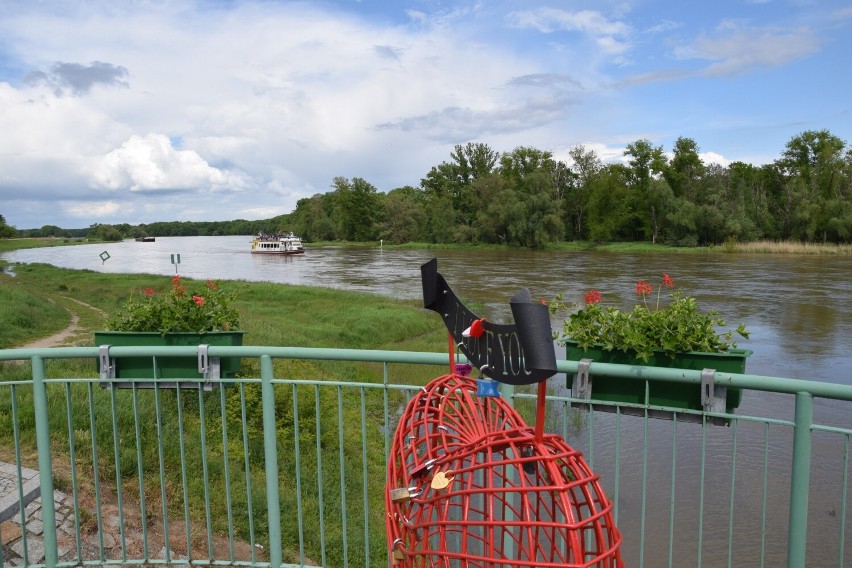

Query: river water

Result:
[4,236,852,565]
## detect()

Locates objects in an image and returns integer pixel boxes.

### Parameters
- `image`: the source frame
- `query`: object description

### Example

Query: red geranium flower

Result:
[584,290,601,304]
[635,280,652,296]
[107,275,241,334]
[552,271,750,361]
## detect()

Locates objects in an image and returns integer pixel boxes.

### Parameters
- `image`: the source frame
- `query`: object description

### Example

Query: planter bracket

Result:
[197,344,221,381]
[700,368,727,415]
[99,345,116,380]
[572,358,594,401]
[97,342,219,390]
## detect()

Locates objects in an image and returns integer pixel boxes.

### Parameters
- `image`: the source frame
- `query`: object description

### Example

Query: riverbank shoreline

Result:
[3,237,850,257]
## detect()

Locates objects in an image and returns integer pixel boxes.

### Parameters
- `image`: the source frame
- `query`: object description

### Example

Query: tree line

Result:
[5,129,851,246]
[288,129,852,247]
[9,219,270,241]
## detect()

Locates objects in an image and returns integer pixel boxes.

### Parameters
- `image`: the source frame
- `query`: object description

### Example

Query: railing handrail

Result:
[3,344,851,401]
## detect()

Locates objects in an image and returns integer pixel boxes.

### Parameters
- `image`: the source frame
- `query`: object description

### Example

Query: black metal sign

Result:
[421,258,556,386]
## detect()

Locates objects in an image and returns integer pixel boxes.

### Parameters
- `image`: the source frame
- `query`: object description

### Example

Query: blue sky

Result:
[1,0,850,230]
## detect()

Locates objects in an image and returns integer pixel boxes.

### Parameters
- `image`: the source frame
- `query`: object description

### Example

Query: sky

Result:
[1,0,850,231]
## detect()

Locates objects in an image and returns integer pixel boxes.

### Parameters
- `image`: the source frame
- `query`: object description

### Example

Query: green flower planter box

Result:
[95,330,245,382]
[565,340,752,421]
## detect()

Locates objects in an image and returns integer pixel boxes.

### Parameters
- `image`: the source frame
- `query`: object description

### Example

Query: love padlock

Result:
[409,458,436,479]
[431,470,455,490]
[391,548,407,564]
[390,487,412,503]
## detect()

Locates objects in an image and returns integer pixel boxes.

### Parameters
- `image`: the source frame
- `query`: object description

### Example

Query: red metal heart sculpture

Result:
[386,373,623,567]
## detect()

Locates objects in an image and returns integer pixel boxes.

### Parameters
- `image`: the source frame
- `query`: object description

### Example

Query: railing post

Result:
[501,383,515,407]
[31,356,57,568]
[260,355,282,568]
[788,391,813,568]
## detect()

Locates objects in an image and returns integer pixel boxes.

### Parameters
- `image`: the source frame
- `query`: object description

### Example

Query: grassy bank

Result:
[0,262,447,352]
[544,239,852,254]
[0,237,91,253]
[348,239,852,254]
[0,262,450,565]
[725,239,852,255]
[0,276,70,347]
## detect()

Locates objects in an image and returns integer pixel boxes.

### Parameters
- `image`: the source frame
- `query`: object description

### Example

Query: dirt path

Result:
[17,298,107,349]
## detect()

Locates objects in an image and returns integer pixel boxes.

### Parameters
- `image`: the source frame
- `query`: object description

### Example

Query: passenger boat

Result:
[135,236,155,242]
[251,232,305,255]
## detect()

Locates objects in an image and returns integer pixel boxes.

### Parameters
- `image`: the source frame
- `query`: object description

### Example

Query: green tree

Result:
[0,214,16,238]
[664,137,706,200]
[777,129,848,242]
[586,165,634,242]
[664,196,700,247]
[88,223,124,241]
[36,224,70,238]
[727,162,781,239]
[291,194,336,242]
[378,186,427,244]
[702,163,762,244]
[495,147,563,247]
[564,145,601,240]
[424,194,458,243]
[624,139,668,242]
[473,174,512,243]
[421,142,498,230]
[331,176,381,241]
[828,149,852,241]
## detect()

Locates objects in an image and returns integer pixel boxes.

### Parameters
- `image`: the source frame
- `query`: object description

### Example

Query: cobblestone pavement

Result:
[0,462,182,567]
[2,487,75,566]
[0,461,271,567]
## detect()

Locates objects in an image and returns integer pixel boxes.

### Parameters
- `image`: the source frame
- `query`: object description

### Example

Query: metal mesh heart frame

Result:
[386,374,624,567]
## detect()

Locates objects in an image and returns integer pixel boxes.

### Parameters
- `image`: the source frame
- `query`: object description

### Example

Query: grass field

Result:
[379,238,852,254]
[0,260,453,565]
[0,237,93,253]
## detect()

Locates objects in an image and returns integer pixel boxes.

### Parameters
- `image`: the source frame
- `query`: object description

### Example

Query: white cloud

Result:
[64,201,122,218]
[0,83,123,195]
[559,145,733,169]
[89,134,245,192]
[555,142,627,166]
[645,20,681,34]
[674,23,819,75]
[508,8,631,55]
[699,151,731,167]
[509,8,629,37]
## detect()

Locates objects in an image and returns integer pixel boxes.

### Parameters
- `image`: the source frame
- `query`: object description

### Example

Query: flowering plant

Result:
[106,275,241,334]
[551,273,749,362]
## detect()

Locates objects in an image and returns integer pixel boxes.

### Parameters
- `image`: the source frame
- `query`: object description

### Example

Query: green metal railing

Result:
[0,345,850,567]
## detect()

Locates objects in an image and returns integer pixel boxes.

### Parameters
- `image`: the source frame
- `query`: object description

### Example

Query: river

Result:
[3,235,852,565]
[4,236,849,390]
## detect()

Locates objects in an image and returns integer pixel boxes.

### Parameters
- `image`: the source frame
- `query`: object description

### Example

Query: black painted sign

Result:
[421,258,557,386]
